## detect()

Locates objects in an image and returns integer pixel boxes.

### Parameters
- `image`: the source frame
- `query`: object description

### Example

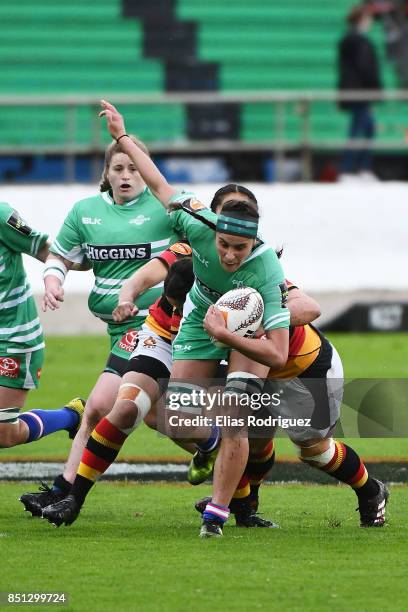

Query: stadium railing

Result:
[1,90,407,182]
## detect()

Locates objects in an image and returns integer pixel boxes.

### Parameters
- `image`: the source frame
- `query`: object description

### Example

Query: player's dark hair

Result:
[347,4,369,25]
[210,184,258,212]
[164,258,194,303]
[100,134,149,192]
[220,199,260,222]
[218,198,283,257]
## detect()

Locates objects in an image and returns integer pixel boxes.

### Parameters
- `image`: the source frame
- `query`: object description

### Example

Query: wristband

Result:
[43,259,68,285]
[116,134,130,143]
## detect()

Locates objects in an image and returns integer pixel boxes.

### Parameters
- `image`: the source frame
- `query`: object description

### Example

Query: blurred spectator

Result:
[370,0,408,88]
[337,4,383,181]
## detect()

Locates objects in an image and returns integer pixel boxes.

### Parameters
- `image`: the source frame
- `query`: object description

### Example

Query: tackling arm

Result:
[112,258,168,322]
[204,306,289,369]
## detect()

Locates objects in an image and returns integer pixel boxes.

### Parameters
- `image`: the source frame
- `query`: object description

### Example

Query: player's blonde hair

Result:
[99,135,150,192]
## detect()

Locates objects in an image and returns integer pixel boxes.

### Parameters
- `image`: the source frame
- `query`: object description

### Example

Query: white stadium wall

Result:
[1,183,407,333]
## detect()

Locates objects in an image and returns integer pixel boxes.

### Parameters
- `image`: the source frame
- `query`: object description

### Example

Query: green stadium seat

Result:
[0,0,185,146]
[178,0,402,146]
[0,0,403,152]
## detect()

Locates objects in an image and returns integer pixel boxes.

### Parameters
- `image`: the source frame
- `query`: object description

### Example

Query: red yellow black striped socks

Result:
[232,474,251,500]
[301,440,379,498]
[70,418,128,506]
[246,440,275,501]
[230,440,275,511]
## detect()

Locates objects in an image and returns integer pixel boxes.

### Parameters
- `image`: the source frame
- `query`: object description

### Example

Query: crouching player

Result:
[268,325,388,528]
[202,307,389,529]
[0,202,84,449]
[41,253,193,526]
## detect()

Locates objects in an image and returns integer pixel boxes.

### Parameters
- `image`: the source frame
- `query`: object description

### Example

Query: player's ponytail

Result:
[164,258,194,305]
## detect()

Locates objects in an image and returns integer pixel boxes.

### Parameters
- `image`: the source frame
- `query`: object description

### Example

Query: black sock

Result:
[52,474,72,495]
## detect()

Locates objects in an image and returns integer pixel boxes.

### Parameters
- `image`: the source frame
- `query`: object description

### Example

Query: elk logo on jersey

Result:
[192,249,209,268]
[118,330,138,352]
[82,217,101,225]
[0,357,20,379]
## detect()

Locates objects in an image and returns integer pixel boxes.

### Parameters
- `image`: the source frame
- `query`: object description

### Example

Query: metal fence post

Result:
[91,104,103,184]
[274,100,285,182]
[300,99,312,181]
[65,104,76,184]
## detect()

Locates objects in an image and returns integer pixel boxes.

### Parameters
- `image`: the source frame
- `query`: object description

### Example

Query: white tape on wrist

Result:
[43,259,68,284]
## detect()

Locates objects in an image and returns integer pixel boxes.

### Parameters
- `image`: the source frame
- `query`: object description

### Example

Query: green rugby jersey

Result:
[51,189,179,336]
[169,196,290,331]
[0,202,47,353]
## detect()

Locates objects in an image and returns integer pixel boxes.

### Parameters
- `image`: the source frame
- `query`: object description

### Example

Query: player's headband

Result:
[216,212,258,238]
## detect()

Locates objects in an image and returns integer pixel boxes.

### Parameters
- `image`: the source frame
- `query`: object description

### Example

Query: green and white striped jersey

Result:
[51,189,179,336]
[0,202,47,353]
[169,197,290,332]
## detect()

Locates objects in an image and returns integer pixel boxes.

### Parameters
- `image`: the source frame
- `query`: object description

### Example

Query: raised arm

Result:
[99,100,176,207]
[112,258,168,322]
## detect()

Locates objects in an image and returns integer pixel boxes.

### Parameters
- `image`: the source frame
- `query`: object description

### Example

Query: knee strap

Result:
[224,372,264,398]
[300,438,335,466]
[0,407,20,425]
[117,384,151,433]
[166,382,206,415]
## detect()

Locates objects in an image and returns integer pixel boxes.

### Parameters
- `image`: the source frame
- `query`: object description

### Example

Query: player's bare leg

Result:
[200,353,269,537]
[212,436,249,506]
[144,399,196,455]
[195,436,279,527]
[0,387,27,446]
[19,372,120,515]
[63,372,121,483]
[42,371,160,526]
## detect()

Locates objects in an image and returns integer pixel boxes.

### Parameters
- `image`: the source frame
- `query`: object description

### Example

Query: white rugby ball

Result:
[212,287,264,347]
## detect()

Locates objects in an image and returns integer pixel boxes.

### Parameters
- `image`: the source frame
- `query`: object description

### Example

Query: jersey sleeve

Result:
[261,281,290,331]
[257,254,290,331]
[0,202,48,256]
[168,193,217,240]
[286,279,299,291]
[168,191,197,206]
[155,241,192,269]
[50,204,86,264]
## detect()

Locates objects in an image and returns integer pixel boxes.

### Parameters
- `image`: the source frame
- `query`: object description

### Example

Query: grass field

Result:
[1,334,407,611]
[0,482,407,612]
[1,333,407,461]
